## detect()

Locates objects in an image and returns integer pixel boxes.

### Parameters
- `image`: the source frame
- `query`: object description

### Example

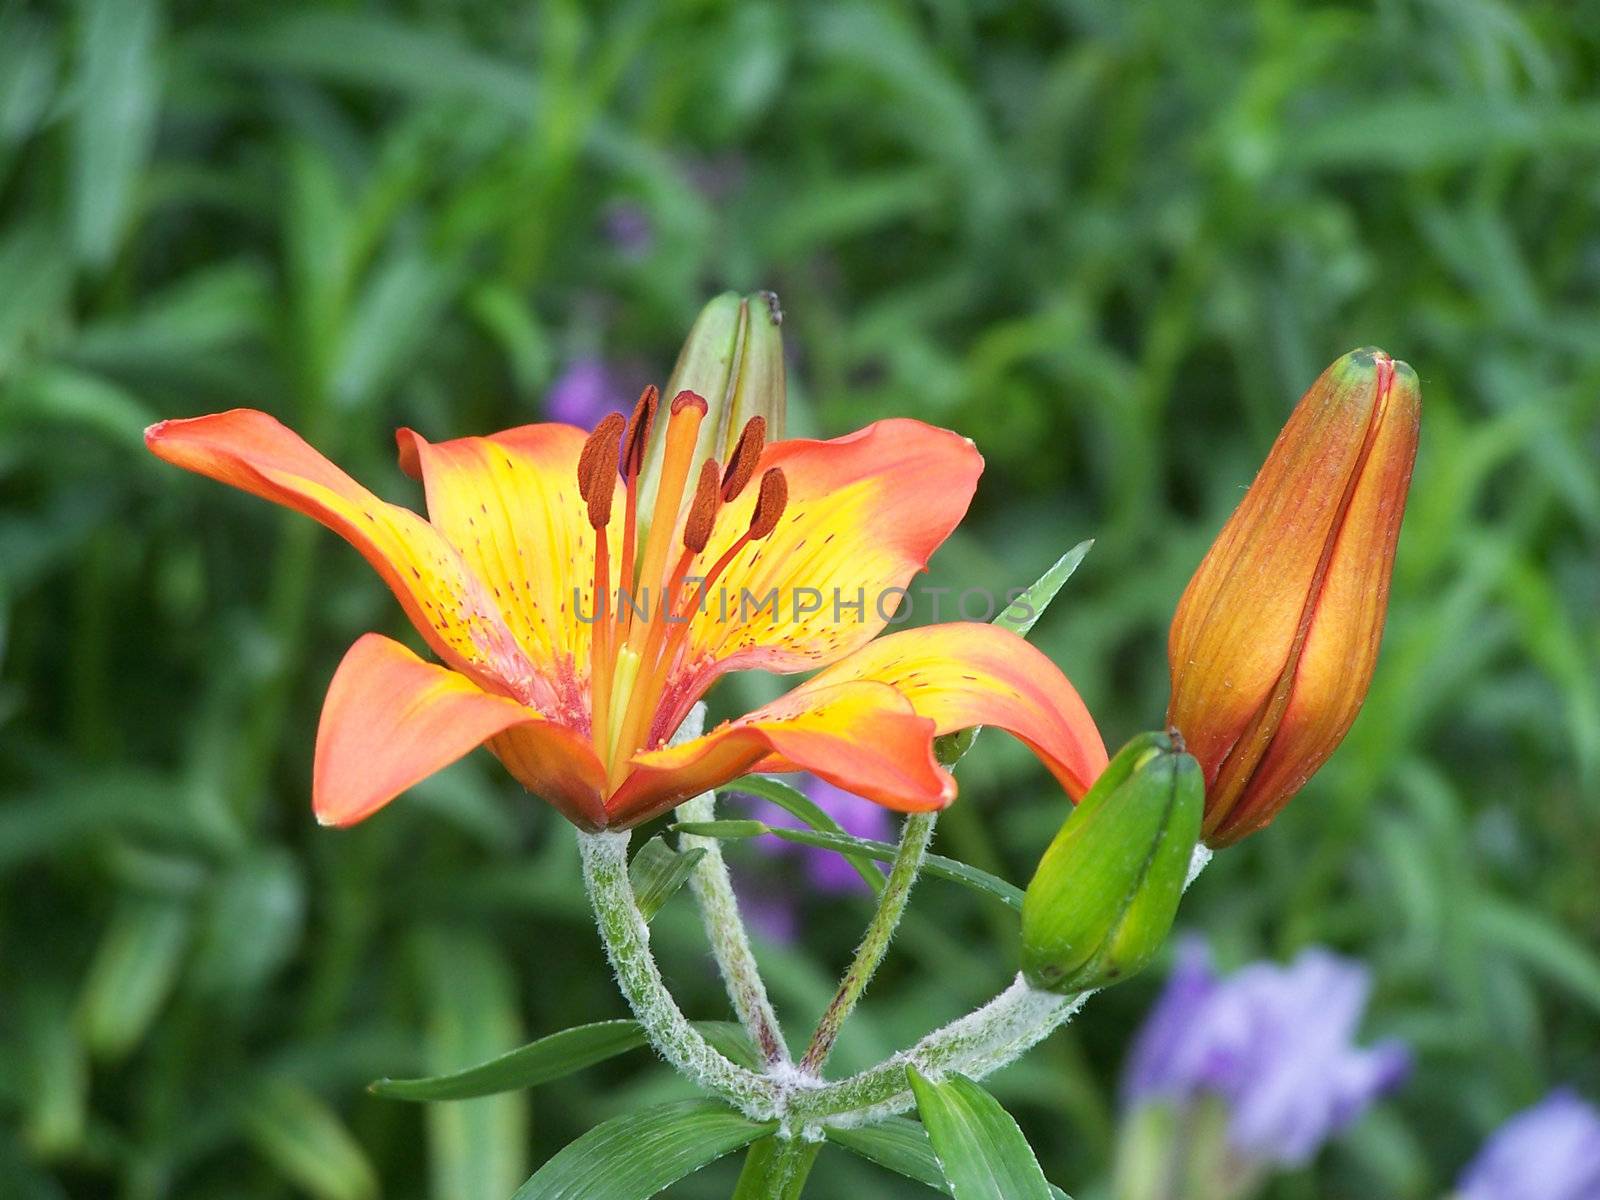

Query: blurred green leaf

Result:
[76,892,191,1061]
[419,930,528,1200]
[908,1069,1054,1200]
[237,1078,379,1200]
[1476,897,1600,1016]
[512,1099,774,1200]
[190,850,304,995]
[19,988,87,1160]
[71,0,161,268]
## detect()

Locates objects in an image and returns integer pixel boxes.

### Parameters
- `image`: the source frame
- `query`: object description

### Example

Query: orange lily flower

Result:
[146,393,1107,831]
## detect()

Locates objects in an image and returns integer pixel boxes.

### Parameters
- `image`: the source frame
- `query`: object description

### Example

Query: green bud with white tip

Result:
[1021,731,1203,994]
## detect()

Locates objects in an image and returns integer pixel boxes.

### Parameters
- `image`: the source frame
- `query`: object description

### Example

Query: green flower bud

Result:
[1021,731,1203,994]
[638,291,786,530]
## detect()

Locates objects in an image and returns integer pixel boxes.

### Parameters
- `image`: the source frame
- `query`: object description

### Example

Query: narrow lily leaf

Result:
[939,540,1093,766]
[370,1021,646,1101]
[673,818,769,839]
[997,540,1094,637]
[369,1019,760,1100]
[909,1069,1054,1200]
[722,774,886,893]
[828,1118,1075,1199]
[672,821,1023,912]
[512,1099,774,1200]
[238,1079,379,1200]
[629,835,706,922]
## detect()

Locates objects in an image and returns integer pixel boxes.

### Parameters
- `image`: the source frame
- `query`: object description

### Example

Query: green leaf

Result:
[238,1079,379,1200]
[938,540,1093,766]
[721,775,886,893]
[995,540,1094,638]
[672,821,1023,912]
[828,1118,1075,1199]
[697,1020,763,1071]
[71,0,161,268]
[512,1099,774,1200]
[370,1019,761,1101]
[1477,896,1600,1016]
[674,818,769,839]
[77,893,191,1061]
[908,1069,1054,1200]
[826,1118,951,1193]
[629,836,706,922]
[419,931,528,1200]
[370,1020,648,1101]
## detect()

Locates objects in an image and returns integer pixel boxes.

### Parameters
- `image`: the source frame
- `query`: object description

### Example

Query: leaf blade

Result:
[909,1070,1054,1200]
[512,1099,773,1200]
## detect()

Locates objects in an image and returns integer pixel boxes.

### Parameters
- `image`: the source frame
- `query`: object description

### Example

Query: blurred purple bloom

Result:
[602,202,653,257]
[749,776,895,894]
[545,358,631,428]
[1124,940,1410,1168]
[1458,1090,1600,1200]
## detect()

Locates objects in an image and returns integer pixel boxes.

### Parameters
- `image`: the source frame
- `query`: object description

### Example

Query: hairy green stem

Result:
[789,974,1086,1128]
[799,811,937,1075]
[577,830,778,1117]
[731,1133,822,1199]
[679,789,790,1065]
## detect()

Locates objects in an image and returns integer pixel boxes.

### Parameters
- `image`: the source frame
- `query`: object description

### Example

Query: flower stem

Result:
[731,1133,822,1199]
[789,974,1085,1127]
[577,829,778,1117]
[679,790,790,1065]
[799,810,936,1076]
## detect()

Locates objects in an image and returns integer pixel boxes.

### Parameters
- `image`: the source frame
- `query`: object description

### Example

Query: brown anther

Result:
[669,389,709,418]
[747,468,788,540]
[622,385,659,477]
[683,459,723,554]
[578,413,625,528]
[721,416,766,502]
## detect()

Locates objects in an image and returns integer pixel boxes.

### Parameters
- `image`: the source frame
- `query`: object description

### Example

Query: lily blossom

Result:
[145,394,1107,831]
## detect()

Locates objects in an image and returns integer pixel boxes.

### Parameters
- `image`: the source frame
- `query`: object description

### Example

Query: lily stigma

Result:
[146,391,1108,831]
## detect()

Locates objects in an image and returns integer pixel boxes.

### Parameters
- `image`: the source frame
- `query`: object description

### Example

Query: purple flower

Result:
[1123,940,1410,1169]
[545,358,631,428]
[1458,1090,1600,1200]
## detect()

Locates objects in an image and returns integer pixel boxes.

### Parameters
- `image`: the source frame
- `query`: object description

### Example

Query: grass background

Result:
[2,0,1598,1196]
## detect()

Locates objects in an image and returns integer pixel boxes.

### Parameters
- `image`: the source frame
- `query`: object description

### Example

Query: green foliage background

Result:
[3,0,1598,1196]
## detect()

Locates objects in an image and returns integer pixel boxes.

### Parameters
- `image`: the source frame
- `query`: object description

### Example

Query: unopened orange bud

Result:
[1168,347,1420,847]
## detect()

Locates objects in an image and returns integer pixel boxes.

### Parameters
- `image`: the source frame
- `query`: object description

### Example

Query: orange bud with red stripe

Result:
[1167,347,1421,847]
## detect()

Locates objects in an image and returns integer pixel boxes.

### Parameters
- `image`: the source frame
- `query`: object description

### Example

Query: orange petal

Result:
[606,680,953,829]
[672,419,982,700]
[778,622,1108,799]
[146,410,539,700]
[314,634,607,830]
[395,424,625,708]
